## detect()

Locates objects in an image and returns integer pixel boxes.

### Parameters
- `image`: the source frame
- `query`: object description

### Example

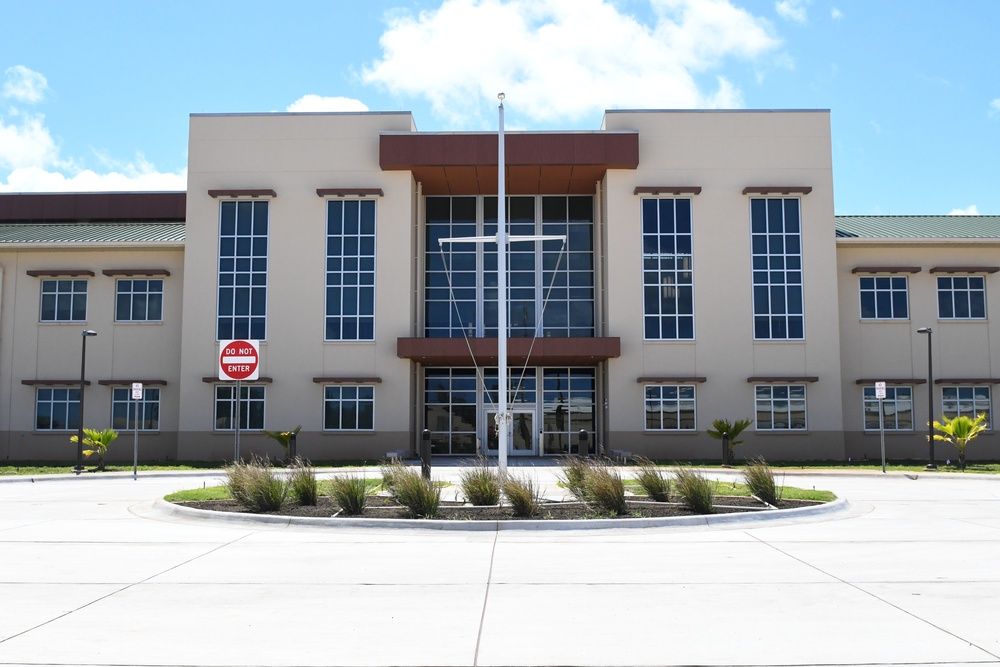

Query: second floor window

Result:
[40,279,87,322]
[859,276,908,319]
[116,279,163,322]
[937,276,986,319]
[326,200,376,341]
[642,198,694,340]
[750,198,804,339]
[217,200,268,340]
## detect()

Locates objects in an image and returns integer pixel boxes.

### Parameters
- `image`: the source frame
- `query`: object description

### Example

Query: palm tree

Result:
[706,418,753,465]
[70,428,119,471]
[261,425,302,461]
[932,413,987,470]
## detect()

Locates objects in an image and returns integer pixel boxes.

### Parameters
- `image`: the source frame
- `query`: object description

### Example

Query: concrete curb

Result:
[152,496,853,531]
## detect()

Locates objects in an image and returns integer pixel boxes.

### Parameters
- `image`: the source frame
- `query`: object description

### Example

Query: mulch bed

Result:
[176,494,821,521]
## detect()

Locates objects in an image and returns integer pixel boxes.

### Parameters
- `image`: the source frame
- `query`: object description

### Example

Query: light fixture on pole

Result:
[917,327,936,470]
[75,329,97,474]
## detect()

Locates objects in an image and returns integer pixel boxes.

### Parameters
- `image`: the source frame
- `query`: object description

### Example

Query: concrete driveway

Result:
[0,466,997,666]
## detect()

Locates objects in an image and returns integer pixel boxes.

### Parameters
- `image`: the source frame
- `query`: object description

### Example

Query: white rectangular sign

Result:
[875,381,887,399]
[131,382,144,400]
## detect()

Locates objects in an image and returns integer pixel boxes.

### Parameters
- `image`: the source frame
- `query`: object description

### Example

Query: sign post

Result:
[219,340,260,461]
[131,382,143,480]
[875,381,887,473]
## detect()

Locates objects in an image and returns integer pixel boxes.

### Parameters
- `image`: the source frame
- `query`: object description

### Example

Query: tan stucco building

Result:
[1,109,997,463]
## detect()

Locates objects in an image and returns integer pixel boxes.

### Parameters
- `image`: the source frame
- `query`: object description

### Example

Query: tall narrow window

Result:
[750,198,804,339]
[217,200,268,340]
[326,200,376,341]
[642,198,694,339]
[425,197,478,338]
[423,368,478,454]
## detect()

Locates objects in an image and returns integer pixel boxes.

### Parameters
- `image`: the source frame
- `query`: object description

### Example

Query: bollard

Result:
[579,429,589,457]
[722,432,731,467]
[420,428,431,480]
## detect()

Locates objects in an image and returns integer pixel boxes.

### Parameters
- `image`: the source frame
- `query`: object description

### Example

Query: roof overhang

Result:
[380,131,639,195]
[397,337,621,366]
[0,192,186,223]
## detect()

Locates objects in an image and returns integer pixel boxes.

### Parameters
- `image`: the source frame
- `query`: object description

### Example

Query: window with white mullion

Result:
[642,198,694,340]
[217,200,268,340]
[941,386,991,427]
[750,198,804,339]
[755,384,807,430]
[937,276,986,319]
[859,275,908,320]
[863,385,912,430]
[644,384,696,430]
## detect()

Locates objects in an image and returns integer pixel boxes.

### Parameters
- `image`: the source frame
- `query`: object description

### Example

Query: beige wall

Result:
[0,246,184,461]
[180,112,418,460]
[837,240,1000,461]
[601,111,845,460]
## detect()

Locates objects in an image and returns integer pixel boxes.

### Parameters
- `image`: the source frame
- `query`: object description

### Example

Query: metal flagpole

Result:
[497,93,509,474]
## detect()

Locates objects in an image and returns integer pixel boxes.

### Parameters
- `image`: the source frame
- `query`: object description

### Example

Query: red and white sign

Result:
[219,340,259,381]
[131,382,144,400]
[874,381,887,399]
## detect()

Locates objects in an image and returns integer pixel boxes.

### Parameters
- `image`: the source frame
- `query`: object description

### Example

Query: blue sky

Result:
[1,0,997,215]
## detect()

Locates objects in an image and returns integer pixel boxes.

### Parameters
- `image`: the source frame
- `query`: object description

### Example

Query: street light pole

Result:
[75,330,98,474]
[917,327,936,470]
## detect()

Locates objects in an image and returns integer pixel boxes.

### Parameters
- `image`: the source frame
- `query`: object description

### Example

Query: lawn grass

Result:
[164,486,232,502]
[0,460,386,477]
[623,478,836,502]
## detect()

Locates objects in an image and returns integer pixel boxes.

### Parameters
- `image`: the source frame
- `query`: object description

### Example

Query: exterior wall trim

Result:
[98,379,168,386]
[929,266,999,274]
[934,378,1000,384]
[26,269,95,277]
[102,268,171,277]
[747,376,819,383]
[633,186,702,196]
[851,266,921,274]
[855,378,927,385]
[637,376,707,383]
[316,188,384,198]
[312,376,382,383]
[207,189,277,198]
[742,186,813,195]
[22,379,91,386]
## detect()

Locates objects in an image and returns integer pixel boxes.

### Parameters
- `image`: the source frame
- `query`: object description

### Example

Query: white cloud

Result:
[775,0,809,23]
[362,0,780,127]
[831,7,843,20]
[0,82,184,192]
[949,205,980,215]
[2,65,49,103]
[286,95,370,113]
[990,98,1000,117]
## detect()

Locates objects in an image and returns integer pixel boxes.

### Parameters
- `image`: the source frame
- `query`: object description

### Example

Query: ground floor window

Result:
[214,385,265,430]
[862,385,912,431]
[644,384,696,431]
[755,384,807,430]
[941,386,991,427]
[112,387,160,430]
[324,385,375,431]
[35,387,80,431]
[423,366,596,455]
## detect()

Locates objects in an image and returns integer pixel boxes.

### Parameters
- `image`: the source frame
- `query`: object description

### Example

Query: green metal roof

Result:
[836,215,1000,239]
[0,222,185,245]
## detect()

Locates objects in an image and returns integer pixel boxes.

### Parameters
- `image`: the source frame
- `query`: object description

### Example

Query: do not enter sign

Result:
[219,340,260,381]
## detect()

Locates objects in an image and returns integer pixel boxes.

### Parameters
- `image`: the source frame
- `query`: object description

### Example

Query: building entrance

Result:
[485,409,536,456]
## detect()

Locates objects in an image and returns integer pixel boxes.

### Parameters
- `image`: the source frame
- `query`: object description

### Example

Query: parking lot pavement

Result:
[0,467,998,666]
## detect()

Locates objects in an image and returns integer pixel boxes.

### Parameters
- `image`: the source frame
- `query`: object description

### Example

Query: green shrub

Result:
[224,456,287,513]
[328,474,371,516]
[459,456,502,505]
[633,457,670,502]
[558,456,590,502]
[501,474,543,518]
[581,459,627,516]
[389,466,441,518]
[672,467,714,514]
[287,457,318,506]
[742,456,779,506]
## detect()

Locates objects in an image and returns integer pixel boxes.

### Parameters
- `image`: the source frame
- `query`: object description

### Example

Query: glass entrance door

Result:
[485,410,536,456]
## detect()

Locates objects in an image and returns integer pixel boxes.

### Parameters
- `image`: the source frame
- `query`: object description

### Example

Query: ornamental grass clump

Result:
[459,456,502,506]
[672,467,715,514]
[287,457,318,506]
[501,474,543,518]
[379,458,407,497]
[632,456,670,502]
[328,474,371,516]
[580,459,627,516]
[558,456,591,502]
[224,456,287,513]
[742,456,780,506]
[388,466,441,519]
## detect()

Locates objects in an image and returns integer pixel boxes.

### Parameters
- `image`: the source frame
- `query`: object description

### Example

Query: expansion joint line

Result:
[0,532,254,646]
[473,528,501,667]
[747,532,1000,660]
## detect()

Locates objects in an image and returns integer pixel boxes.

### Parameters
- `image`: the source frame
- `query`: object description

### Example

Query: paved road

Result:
[0,466,998,667]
